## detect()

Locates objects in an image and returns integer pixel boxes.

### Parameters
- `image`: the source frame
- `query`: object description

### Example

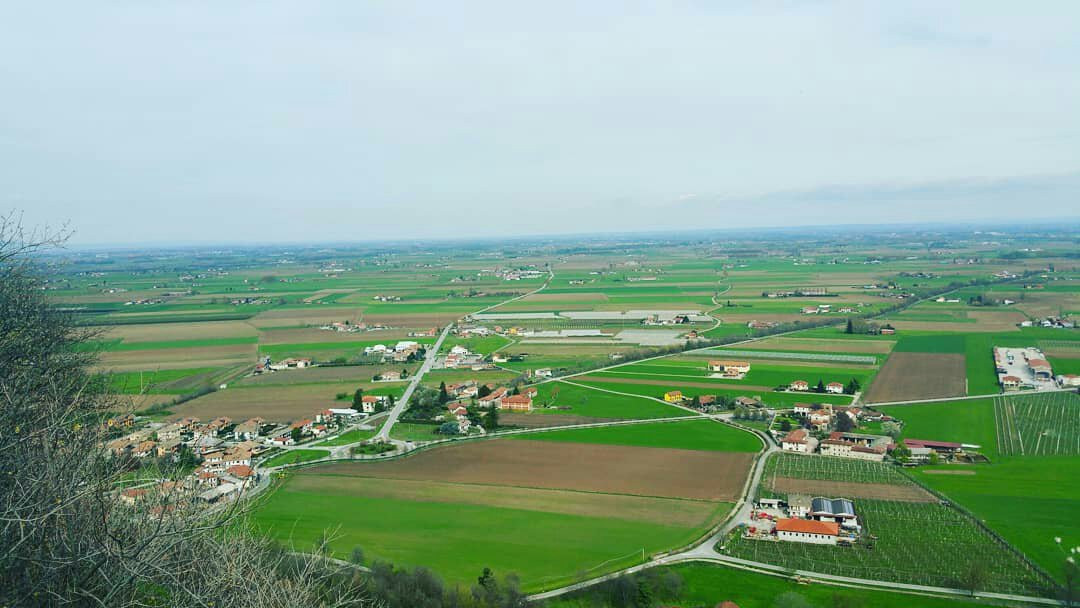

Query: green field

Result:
[879,398,998,458]
[314,426,381,447]
[595,358,875,390]
[575,378,855,407]
[260,449,329,467]
[388,422,443,441]
[518,418,761,452]
[912,457,1080,581]
[994,391,1080,456]
[550,562,997,608]
[254,478,725,592]
[527,381,683,419]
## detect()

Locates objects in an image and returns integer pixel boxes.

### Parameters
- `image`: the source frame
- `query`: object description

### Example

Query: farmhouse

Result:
[787,494,812,518]
[663,390,684,403]
[826,382,844,394]
[819,431,889,462]
[792,403,813,416]
[789,380,809,392]
[233,418,264,441]
[903,438,963,458]
[499,394,533,412]
[807,409,833,430]
[708,360,751,377]
[479,387,508,408]
[269,357,311,371]
[775,518,839,545]
[781,429,819,453]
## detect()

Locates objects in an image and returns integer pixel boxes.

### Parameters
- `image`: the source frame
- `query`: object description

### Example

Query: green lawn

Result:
[253,482,716,592]
[575,378,855,407]
[517,419,761,452]
[260,449,329,467]
[879,398,998,458]
[314,426,381,447]
[893,334,967,353]
[388,422,442,442]
[549,562,998,608]
[527,381,683,419]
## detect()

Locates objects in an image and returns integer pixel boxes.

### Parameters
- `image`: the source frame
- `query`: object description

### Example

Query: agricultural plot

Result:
[862,352,966,403]
[519,418,761,453]
[525,382,683,420]
[723,499,1052,597]
[573,377,855,407]
[879,398,998,458]
[171,382,388,422]
[911,456,1080,582]
[995,392,1080,456]
[701,348,878,365]
[254,434,748,590]
[763,452,914,486]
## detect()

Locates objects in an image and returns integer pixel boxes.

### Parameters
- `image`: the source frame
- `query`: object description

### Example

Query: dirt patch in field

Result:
[234,365,407,387]
[769,477,936,502]
[97,344,255,371]
[741,337,895,354]
[862,352,966,403]
[248,308,363,328]
[171,382,372,422]
[888,311,1025,333]
[360,312,462,326]
[95,320,257,342]
[923,469,976,476]
[577,375,775,393]
[286,475,720,527]
[314,439,753,501]
[500,413,617,428]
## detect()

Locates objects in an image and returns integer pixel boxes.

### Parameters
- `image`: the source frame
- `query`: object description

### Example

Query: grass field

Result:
[527,381,684,419]
[574,378,855,407]
[549,562,998,608]
[313,425,382,447]
[518,419,761,452]
[253,433,749,591]
[879,398,998,458]
[260,449,329,467]
[911,457,1080,582]
[254,482,723,592]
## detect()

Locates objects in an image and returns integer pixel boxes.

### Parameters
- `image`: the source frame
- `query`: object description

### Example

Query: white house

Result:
[826,382,844,394]
[781,429,819,454]
[775,518,839,545]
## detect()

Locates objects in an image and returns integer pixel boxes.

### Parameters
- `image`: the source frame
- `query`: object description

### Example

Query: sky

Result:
[2,2,1078,245]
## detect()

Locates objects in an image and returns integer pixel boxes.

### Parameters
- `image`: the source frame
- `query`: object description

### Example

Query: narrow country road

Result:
[376,323,453,441]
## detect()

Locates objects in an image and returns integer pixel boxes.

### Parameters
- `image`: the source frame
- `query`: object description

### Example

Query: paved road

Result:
[376,323,453,441]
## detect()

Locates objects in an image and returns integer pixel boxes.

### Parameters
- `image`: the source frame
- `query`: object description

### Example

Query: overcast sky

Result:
[2,2,1078,245]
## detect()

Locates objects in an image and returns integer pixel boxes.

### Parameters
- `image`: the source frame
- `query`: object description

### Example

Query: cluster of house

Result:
[662,390,761,411]
[362,340,425,363]
[318,320,385,333]
[253,356,312,374]
[762,287,829,298]
[747,320,779,330]
[372,294,401,302]
[1019,316,1075,329]
[800,304,861,315]
[443,345,488,370]
[746,495,860,545]
[496,268,546,281]
[787,380,846,393]
[707,359,751,379]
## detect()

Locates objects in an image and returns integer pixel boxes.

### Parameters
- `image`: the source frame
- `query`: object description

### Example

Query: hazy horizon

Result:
[3,2,1079,245]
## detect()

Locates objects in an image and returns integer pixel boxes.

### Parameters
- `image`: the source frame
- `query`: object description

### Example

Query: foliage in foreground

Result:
[0,219,373,608]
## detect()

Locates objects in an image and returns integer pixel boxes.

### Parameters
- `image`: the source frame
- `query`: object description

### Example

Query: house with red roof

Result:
[775,518,839,545]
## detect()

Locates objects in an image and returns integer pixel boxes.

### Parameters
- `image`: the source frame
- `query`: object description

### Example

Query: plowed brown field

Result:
[862,352,965,403]
[315,439,753,501]
[769,477,936,502]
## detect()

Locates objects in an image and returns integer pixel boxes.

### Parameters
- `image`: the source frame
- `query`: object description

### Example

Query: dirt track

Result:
[769,477,936,502]
[862,352,965,403]
[314,439,754,501]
